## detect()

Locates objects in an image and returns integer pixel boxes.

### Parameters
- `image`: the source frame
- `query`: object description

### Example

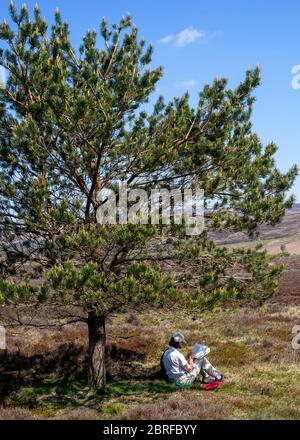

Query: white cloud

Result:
[158,34,175,44]
[175,79,197,88]
[175,27,204,47]
[158,26,204,47]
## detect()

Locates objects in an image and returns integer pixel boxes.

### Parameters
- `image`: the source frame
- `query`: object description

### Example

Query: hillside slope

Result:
[213,205,300,255]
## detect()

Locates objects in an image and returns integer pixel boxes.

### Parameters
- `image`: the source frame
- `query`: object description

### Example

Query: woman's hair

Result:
[169,337,181,349]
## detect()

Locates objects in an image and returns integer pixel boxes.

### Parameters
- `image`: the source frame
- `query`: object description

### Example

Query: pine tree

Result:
[0,4,298,388]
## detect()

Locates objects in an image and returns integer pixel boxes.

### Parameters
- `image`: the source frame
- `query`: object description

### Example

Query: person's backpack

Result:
[159,347,170,382]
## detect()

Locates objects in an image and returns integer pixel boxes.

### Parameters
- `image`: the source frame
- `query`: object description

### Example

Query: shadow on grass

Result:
[0,343,86,403]
[3,376,178,412]
[0,342,176,411]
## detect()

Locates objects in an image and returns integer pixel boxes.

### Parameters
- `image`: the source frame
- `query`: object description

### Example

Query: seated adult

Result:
[161,332,223,386]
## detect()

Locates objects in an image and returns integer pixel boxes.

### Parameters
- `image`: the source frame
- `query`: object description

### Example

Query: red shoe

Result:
[201,381,224,391]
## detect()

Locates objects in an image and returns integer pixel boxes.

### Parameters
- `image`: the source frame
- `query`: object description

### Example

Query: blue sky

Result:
[1,0,300,199]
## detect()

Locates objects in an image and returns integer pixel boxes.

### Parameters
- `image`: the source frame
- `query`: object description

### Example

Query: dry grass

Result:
[54,408,101,420]
[0,407,40,420]
[1,258,300,419]
[117,391,230,420]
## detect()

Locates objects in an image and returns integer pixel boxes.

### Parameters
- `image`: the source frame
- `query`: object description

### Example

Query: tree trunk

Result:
[87,311,106,389]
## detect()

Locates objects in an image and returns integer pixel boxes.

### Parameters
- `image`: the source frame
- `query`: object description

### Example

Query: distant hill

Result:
[212,204,300,255]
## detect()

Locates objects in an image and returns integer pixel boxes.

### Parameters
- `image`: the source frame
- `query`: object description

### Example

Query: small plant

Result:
[280,244,290,256]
